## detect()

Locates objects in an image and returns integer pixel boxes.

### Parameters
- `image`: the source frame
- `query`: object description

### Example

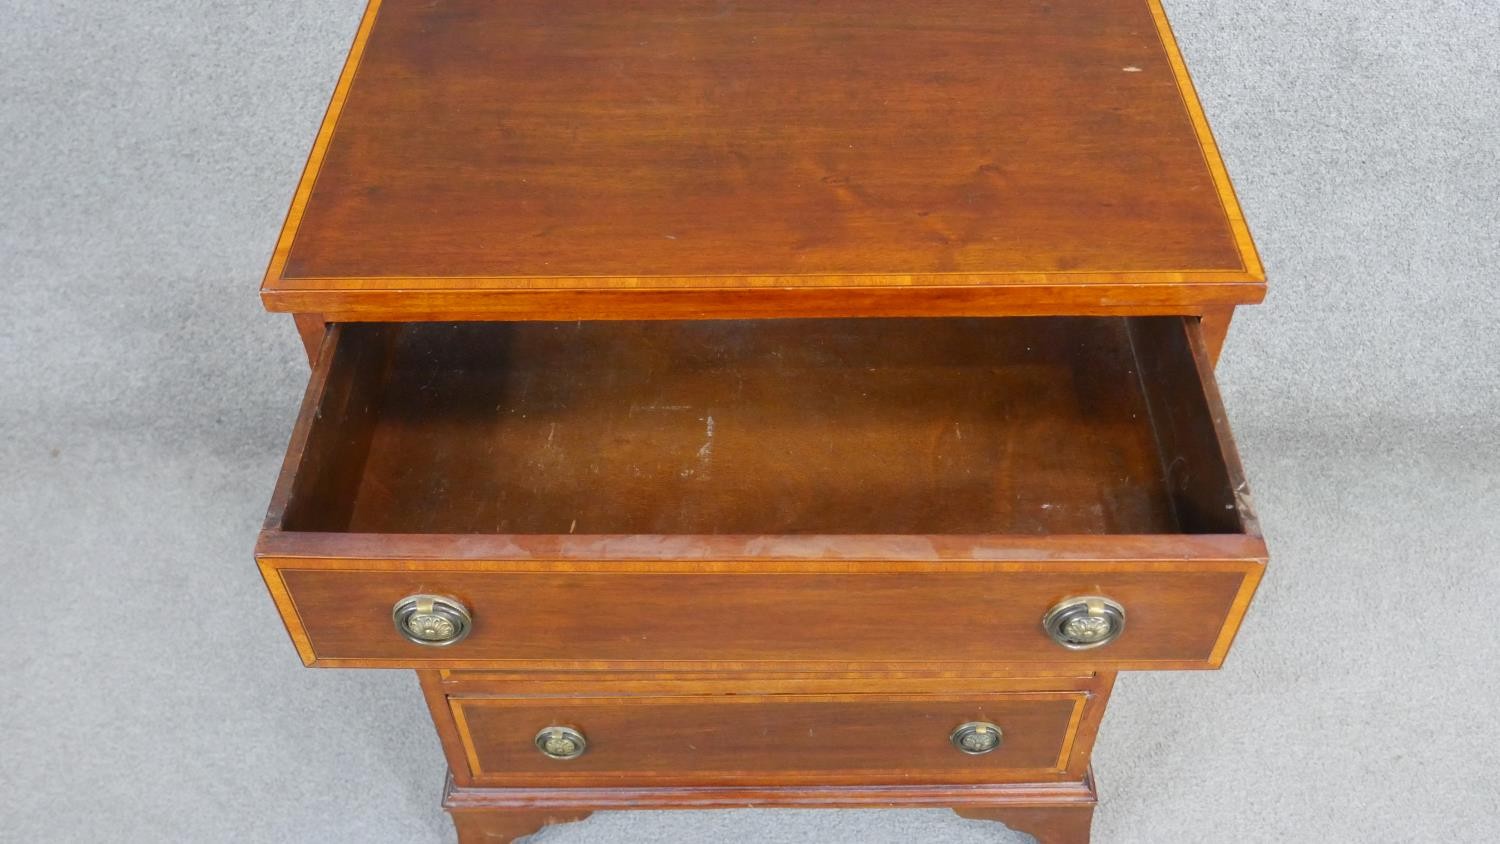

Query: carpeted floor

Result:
[2,1,1497,841]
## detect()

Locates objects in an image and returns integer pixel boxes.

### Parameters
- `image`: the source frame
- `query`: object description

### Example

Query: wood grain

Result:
[253,316,1266,671]
[426,668,1116,791]
[450,692,1083,786]
[440,769,1097,810]
[272,318,1248,537]
[1128,318,1255,534]
[262,0,1264,320]
[420,670,478,788]
[440,771,1096,840]
[956,804,1096,844]
[435,669,1101,697]
[1200,307,1235,365]
[1060,672,1114,776]
[274,289,1262,325]
[250,1,1273,837]
[450,809,592,844]
[291,314,326,365]
[261,560,1257,670]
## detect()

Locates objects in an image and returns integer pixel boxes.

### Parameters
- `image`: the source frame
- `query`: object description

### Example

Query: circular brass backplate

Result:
[534,726,588,760]
[950,721,1004,755]
[1042,595,1126,650]
[391,594,472,646]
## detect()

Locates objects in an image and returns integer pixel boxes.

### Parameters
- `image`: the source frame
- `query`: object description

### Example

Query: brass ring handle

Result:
[535,726,588,760]
[950,721,1003,755]
[1042,595,1126,650]
[391,594,472,646]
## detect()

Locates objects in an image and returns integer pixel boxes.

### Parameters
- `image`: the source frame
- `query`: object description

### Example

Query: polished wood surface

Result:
[255,317,1263,671]
[440,770,1098,842]
[1200,307,1235,365]
[956,805,1096,844]
[451,692,1083,786]
[263,562,1256,670]
[423,671,1113,792]
[262,0,1263,320]
[450,809,592,844]
[441,769,1098,808]
[435,668,1102,697]
[273,317,1248,536]
[292,314,327,365]
[253,3,1270,839]
[442,770,1098,810]
[426,670,1114,787]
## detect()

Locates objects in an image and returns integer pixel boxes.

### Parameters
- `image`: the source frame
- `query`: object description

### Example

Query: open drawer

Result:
[257,317,1265,670]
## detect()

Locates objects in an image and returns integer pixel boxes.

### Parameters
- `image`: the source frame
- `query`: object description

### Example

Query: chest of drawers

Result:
[256,2,1267,841]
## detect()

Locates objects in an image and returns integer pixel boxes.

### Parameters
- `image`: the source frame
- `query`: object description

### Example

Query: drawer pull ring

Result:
[534,726,588,760]
[1043,595,1126,650]
[391,594,472,646]
[950,721,1004,755]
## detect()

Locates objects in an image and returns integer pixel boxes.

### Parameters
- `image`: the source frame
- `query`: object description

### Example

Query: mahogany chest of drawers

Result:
[256,2,1267,841]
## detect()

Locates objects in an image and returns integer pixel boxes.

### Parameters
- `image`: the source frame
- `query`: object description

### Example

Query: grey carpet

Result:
[2,0,1497,841]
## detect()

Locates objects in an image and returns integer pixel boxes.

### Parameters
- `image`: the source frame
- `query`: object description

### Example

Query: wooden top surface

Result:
[263,0,1263,320]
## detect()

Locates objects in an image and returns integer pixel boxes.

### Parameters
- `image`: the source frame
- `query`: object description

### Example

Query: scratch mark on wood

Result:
[697,415,716,461]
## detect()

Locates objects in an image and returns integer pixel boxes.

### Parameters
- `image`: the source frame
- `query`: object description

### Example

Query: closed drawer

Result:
[446,692,1093,787]
[258,317,1265,670]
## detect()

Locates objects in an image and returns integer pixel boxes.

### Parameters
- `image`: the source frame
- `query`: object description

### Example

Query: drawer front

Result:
[447,692,1089,787]
[259,558,1261,670]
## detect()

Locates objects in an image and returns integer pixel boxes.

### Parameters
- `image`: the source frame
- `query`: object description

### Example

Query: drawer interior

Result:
[274,317,1250,538]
